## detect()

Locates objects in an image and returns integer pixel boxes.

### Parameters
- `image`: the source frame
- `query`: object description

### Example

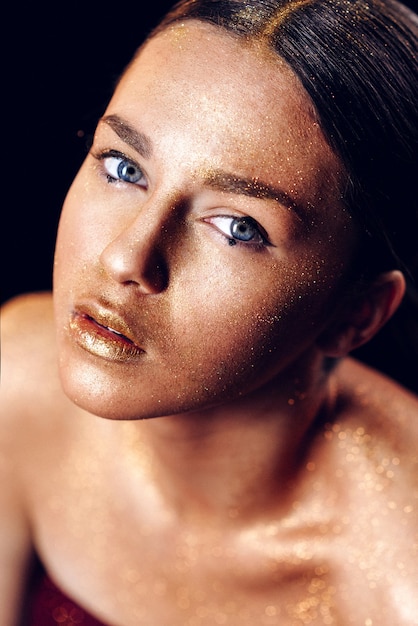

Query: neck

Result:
[122,354,336,524]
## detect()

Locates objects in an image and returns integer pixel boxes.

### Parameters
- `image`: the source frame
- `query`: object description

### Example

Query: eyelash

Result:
[205,215,271,249]
[91,149,271,250]
[92,149,147,188]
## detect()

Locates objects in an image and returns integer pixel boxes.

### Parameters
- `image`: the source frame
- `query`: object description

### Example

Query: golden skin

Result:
[1,21,416,626]
[54,22,356,422]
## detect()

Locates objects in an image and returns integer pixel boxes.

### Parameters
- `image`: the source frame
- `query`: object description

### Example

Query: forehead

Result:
[119,22,315,134]
[107,22,343,204]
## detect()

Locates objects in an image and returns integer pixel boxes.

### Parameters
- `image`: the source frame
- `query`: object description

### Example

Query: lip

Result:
[68,304,145,363]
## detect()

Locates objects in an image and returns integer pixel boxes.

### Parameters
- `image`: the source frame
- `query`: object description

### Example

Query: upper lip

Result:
[72,299,143,348]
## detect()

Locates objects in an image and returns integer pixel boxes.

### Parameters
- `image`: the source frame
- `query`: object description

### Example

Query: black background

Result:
[5,1,418,392]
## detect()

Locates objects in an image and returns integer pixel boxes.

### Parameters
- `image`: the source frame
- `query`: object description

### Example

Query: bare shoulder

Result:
[1,292,60,404]
[0,293,62,621]
[334,356,418,442]
[323,359,418,620]
[2,291,56,362]
[331,358,417,522]
[0,291,70,453]
[329,357,418,522]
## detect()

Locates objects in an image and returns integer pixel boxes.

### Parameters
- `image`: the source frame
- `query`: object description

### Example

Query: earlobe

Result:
[318,270,406,358]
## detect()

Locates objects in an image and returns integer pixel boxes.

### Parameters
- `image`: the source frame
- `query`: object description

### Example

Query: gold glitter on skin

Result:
[54,18,354,423]
[1,5,417,625]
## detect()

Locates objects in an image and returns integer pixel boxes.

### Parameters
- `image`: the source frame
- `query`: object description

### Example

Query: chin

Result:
[57,364,187,421]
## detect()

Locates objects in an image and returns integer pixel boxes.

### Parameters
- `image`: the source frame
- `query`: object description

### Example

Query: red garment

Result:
[27,573,109,626]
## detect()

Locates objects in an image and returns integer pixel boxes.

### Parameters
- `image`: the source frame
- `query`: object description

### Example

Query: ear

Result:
[317,270,406,358]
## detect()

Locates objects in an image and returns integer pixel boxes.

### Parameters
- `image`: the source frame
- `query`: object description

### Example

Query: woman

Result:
[1,0,417,624]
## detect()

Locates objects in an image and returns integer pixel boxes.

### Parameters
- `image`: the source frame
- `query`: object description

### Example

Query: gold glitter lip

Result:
[69,308,144,363]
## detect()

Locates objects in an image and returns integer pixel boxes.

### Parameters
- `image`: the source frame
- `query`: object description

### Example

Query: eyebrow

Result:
[101,114,152,159]
[203,170,304,219]
[100,114,305,219]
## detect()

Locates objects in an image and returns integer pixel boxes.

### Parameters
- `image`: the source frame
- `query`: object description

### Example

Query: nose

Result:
[99,201,173,294]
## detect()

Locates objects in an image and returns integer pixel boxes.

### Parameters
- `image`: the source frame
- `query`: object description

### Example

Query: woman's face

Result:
[54,22,357,419]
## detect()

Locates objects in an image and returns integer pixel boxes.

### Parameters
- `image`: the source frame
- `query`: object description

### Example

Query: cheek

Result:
[164,255,339,391]
[54,180,107,282]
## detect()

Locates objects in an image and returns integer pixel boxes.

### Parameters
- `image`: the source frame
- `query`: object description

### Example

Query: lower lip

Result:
[69,313,144,363]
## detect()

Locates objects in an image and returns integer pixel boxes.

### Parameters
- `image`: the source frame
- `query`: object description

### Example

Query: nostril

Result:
[99,232,169,294]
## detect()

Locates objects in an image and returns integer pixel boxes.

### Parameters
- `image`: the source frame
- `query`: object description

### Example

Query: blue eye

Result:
[115,159,143,183]
[207,215,270,247]
[230,217,260,242]
[97,150,147,186]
